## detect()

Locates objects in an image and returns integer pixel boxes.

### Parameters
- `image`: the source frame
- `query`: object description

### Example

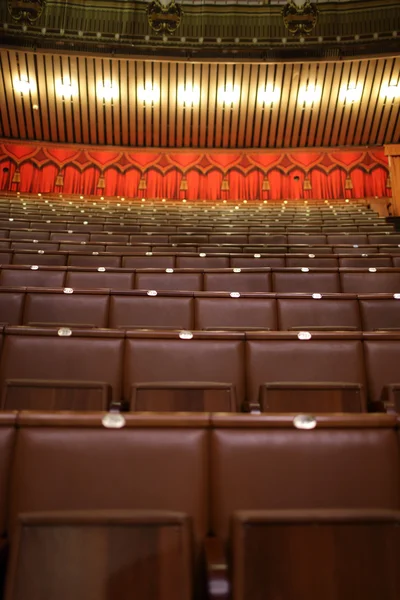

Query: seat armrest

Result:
[204,537,230,600]
[242,401,261,414]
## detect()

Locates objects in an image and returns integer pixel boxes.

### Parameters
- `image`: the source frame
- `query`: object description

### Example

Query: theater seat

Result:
[210,413,400,548]
[0,413,16,594]
[0,327,124,410]
[245,332,366,412]
[277,293,361,331]
[204,268,271,293]
[231,509,400,600]
[364,333,400,411]
[194,292,277,331]
[109,291,194,330]
[135,269,203,292]
[272,268,340,294]
[5,511,192,600]
[340,269,400,294]
[0,289,25,326]
[7,412,208,596]
[23,289,109,328]
[124,330,245,411]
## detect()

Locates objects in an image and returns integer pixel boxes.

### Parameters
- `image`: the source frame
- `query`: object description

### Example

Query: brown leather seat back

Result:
[124,331,245,411]
[0,267,66,288]
[23,290,109,328]
[232,510,400,600]
[285,255,338,268]
[340,269,400,294]
[9,413,209,560]
[364,333,400,405]
[65,268,134,290]
[194,293,276,331]
[5,511,192,600]
[0,327,124,410]
[210,414,400,543]
[272,268,340,293]
[0,290,25,326]
[67,254,122,268]
[135,269,203,292]
[245,332,367,408]
[359,296,400,331]
[277,294,361,331]
[176,256,229,269]
[110,291,194,330]
[204,269,271,293]
[122,255,175,269]
[0,413,17,539]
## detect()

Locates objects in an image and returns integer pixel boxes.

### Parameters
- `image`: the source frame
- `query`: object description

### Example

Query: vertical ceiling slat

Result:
[284,63,301,148]
[135,60,145,147]
[119,59,128,147]
[8,51,26,139]
[86,57,97,145]
[167,62,177,148]
[44,53,58,142]
[237,63,251,148]
[26,53,41,140]
[176,62,185,148]
[111,59,121,147]
[95,57,105,145]
[244,64,259,148]
[368,58,392,145]
[252,63,265,149]
[102,58,113,146]
[329,61,352,147]
[206,63,218,148]
[267,63,283,148]
[214,64,225,148]
[127,60,137,146]
[353,59,376,146]
[77,56,89,144]
[69,55,81,144]
[361,59,385,145]
[0,53,11,138]
[199,63,209,148]
[229,63,243,149]
[191,63,201,148]
[384,57,400,144]
[306,62,327,148]
[297,62,317,148]
[376,58,396,145]
[60,55,74,143]
[52,54,66,142]
[160,62,169,147]
[35,53,49,141]
[152,60,161,147]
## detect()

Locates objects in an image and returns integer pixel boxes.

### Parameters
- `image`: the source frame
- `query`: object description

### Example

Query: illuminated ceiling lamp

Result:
[97,81,119,100]
[298,84,321,105]
[56,77,78,97]
[219,86,240,105]
[13,77,34,94]
[138,85,160,105]
[380,83,400,100]
[339,83,363,103]
[178,85,200,106]
[258,85,280,105]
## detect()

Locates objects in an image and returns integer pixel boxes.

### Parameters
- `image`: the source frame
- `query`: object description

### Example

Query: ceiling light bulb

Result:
[298,85,321,104]
[219,86,240,104]
[14,77,34,93]
[380,83,400,99]
[258,85,280,104]
[56,78,78,97]
[138,85,160,103]
[178,86,200,105]
[340,83,363,103]
[97,81,119,100]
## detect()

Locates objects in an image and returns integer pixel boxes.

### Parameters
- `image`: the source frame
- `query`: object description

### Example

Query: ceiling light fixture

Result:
[14,77,34,94]
[56,77,78,97]
[138,85,160,104]
[258,85,280,104]
[219,85,240,104]
[339,83,363,103]
[97,81,119,100]
[298,84,321,104]
[380,83,400,99]
[178,85,200,105]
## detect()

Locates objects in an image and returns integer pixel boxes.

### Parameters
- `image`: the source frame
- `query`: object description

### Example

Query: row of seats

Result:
[0,221,393,233]
[0,328,398,412]
[0,265,400,293]
[1,230,399,243]
[1,412,400,599]
[1,288,399,333]
[3,250,400,268]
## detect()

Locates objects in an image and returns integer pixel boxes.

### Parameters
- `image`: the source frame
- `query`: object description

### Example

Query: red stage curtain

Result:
[0,159,391,201]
